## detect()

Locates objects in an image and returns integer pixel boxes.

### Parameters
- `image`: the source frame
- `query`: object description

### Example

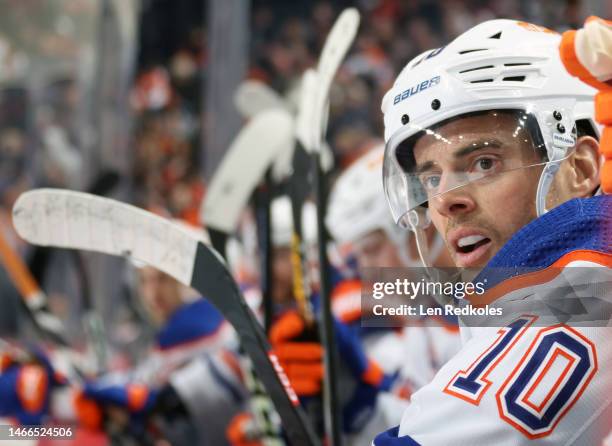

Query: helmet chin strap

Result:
[535,160,560,216]
[389,225,442,269]
[536,148,567,217]
[407,208,432,268]
[407,207,463,308]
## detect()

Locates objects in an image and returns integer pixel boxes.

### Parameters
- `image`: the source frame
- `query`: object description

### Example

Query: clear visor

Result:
[383,109,574,228]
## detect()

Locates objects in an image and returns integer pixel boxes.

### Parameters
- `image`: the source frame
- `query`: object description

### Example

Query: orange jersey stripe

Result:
[469,250,612,307]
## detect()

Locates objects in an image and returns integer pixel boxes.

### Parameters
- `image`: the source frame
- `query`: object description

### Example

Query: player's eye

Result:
[473,157,498,173]
[420,174,441,191]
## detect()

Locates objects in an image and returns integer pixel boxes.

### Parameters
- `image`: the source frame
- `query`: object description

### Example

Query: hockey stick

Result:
[288,68,319,326]
[252,170,275,335]
[311,9,361,143]
[233,80,296,184]
[311,9,360,446]
[78,169,120,372]
[234,79,288,119]
[287,8,360,445]
[289,7,361,321]
[243,180,287,444]
[12,188,320,446]
[202,108,294,244]
[73,253,108,373]
[0,229,69,347]
[211,167,288,446]
[204,97,297,445]
[27,168,120,373]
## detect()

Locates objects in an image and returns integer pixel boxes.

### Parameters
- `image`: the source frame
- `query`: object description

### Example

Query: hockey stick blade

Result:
[306,8,361,446]
[202,109,294,235]
[316,8,360,89]
[234,80,295,183]
[313,8,360,152]
[295,69,319,154]
[13,189,320,446]
[234,80,288,119]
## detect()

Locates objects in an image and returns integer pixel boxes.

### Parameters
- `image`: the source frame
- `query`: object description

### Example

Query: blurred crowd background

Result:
[0,0,609,358]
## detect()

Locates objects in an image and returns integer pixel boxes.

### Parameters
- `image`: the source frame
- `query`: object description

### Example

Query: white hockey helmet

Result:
[271,196,317,247]
[326,145,403,244]
[381,19,599,231]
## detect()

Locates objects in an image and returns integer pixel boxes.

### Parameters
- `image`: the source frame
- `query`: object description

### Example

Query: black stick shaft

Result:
[288,143,315,324]
[312,153,342,446]
[208,228,228,258]
[208,219,289,445]
[192,244,320,446]
[254,170,274,334]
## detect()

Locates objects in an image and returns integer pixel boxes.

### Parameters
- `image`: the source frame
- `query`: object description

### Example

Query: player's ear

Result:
[547,136,600,209]
[568,136,600,196]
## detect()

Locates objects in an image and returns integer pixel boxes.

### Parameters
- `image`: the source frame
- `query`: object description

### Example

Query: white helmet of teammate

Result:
[326,145,436,267]
[381,19,599,265]
[271,196,317,247]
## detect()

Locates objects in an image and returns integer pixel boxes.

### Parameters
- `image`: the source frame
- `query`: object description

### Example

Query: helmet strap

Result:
[407,208,431,268]
[535,150,565,216]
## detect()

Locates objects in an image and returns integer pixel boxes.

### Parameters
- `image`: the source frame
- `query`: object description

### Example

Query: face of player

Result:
[272,246,294,305]
[413,112,544,269]
[351,229,404,270]
[138,266,184,324]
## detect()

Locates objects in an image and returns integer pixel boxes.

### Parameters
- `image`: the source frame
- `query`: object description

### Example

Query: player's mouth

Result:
[448,229,492,268]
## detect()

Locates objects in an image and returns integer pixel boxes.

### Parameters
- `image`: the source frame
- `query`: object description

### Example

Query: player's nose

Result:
[430,186,476,218]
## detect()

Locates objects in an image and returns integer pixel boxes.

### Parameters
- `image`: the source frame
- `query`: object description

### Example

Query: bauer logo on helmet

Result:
[393,76,441,105]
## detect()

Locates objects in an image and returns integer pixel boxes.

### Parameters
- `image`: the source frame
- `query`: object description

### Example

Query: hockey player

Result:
[0,343,67,426]
[0,221,247,445]
[373,19,611,445]
[228,193,402,445]
[75,240,248,445]
[0,220,247,444]
[266,191,402,443]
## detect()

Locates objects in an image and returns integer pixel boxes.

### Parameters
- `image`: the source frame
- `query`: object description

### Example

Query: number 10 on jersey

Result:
[444,315,598,438]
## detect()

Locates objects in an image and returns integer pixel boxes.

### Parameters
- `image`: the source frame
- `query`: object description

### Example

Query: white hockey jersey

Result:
[332,279,462,445]
[373,196,612,446]
[73,298,246,446]
[350,324,462,446]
